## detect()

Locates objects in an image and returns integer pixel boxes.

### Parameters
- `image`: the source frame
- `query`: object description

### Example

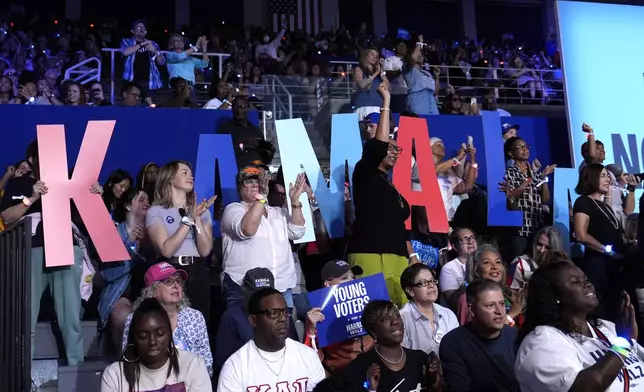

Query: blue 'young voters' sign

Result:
[306,273,390,348]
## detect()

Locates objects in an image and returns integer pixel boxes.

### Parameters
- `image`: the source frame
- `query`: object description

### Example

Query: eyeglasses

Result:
[412,279,438,288]
[255,307,292,319]
[388,144,403,153]
[513,144,530,151]
[243,179,259,186]
[161,276,183,287]
[458,235,476,244]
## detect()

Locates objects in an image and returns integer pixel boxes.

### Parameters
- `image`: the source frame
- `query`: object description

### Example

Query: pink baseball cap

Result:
[144,262,188,287]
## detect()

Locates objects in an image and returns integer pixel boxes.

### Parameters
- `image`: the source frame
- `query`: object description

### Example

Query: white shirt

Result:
[101,349,211,392]
[516,321,644,392]
[400,302,459,355]
[509,256,534,289]
[437,171,462,221]
[218,338,325,392]
[221,202,306,292]
[439,258,467,293]
[203,98,230,110]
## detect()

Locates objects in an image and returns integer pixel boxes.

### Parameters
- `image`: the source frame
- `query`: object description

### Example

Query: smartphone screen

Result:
[467,136,473,147]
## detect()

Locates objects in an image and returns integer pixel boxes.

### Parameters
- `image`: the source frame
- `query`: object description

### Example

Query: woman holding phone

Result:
[146,160,216,324]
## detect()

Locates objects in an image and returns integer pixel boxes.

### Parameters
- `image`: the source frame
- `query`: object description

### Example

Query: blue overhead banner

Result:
[306,273,390,348]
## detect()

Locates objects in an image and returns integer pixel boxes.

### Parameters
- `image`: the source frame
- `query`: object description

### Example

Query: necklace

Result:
[590,197,619,230]
[380,172,404,209]
[254,342,287,377]
[375,345,405,364]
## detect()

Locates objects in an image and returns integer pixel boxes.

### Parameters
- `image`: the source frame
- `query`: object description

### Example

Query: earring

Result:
[556,299,560,304]
[121,344,139,363]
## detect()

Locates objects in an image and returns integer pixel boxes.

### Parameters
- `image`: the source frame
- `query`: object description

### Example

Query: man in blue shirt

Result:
[120,19,165,106]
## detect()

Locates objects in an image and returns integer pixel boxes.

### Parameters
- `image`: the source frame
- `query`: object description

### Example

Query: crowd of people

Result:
[0,14,562,113]
[3,11,642,392]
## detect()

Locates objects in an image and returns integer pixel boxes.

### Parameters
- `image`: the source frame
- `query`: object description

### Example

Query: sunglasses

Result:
[255,307,292,319]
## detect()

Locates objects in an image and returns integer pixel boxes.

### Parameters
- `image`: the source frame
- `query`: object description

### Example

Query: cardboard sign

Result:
[38,121,129,266]
[306,273,390,347]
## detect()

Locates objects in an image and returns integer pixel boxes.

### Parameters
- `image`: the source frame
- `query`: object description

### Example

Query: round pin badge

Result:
[434,330,444,344]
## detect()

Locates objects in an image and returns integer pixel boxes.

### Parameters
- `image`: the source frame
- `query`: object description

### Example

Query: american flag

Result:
[269,0,322,36]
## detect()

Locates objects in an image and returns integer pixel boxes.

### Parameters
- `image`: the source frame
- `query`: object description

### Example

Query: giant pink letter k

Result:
[37,121,129,267]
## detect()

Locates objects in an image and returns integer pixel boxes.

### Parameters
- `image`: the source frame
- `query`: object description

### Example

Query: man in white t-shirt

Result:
[218,288,326,392]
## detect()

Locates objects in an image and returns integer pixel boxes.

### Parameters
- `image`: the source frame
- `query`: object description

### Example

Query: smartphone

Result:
[470,97,477,106]
[467,136,474,147]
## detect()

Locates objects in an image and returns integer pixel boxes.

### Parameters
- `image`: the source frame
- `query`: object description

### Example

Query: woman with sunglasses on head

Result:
[146,160,216,325]
[400,264,459,355]
[347,83,418,307]
[344,300,443,392]
[102,298,211,392]
[504,136,556,257]
[508,225,564,290]
[121,262,213,377]
[516,262,642,392]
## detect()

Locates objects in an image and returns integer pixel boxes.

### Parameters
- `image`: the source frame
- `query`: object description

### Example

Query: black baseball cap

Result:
[320,260,363,282]
[242,267,275,293]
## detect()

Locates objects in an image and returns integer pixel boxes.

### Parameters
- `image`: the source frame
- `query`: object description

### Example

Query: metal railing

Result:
[328,60,564,105]
[101,48,231,104]
[64,57,102,86]
[0,218,32,392]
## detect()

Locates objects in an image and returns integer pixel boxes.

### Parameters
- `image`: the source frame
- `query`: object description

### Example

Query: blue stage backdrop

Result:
[0,106,569,236]
[0,106,554,186]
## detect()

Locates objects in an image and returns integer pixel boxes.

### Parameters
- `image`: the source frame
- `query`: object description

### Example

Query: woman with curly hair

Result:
[101,298,211,392]
[516,262,642,392]
[120,262,213,376]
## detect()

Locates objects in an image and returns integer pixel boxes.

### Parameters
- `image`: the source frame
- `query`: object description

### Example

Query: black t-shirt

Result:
[0,176,44,247]
[216,120,265,169]
[573,195,624,255]
[133,43,152,83]
[344,348,428,392]
[348,139,410,256]
[439,325,519,392]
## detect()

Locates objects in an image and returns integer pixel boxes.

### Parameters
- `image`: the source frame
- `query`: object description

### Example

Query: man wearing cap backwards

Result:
[120,19,165,105]
[220,165,307,310]
[303,260,375,374]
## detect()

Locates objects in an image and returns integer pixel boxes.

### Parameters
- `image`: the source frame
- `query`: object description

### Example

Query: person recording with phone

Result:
[88,81,111,106]
[403,35,440,115]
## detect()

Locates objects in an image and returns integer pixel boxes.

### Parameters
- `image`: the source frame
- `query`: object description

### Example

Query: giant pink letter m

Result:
[37,121,130,266]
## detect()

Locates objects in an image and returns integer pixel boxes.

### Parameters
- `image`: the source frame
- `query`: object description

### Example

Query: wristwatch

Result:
[255,194,267,204]
[181,216,195,227]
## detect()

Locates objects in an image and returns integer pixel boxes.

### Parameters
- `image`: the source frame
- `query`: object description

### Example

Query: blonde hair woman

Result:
[120,263,213,377]
[146,160,216,324]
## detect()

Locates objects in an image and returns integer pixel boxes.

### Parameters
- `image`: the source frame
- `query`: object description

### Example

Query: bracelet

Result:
[471,163,479,169]
[409,253,419,260]
[291,202,303,209]
[380,107,390,112]
[627,185,636,192]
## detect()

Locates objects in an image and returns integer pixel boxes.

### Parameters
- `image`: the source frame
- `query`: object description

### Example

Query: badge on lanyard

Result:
[434,330,444,344]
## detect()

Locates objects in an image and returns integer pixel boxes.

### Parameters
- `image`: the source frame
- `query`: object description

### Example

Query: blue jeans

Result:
[222,273,294,309]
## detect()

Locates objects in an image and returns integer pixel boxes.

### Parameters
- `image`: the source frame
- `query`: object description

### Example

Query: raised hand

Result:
[89,182,103,195]
[543,164,557,176]
[616,291,638,340]
[189,193,217,220]
[259,170,270,196]
[306,308,325,332]
[367,363,381,392]
[289,173,307,202]
[581,123,593,134]
[4,165,15,179]
[31,181,48,200]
